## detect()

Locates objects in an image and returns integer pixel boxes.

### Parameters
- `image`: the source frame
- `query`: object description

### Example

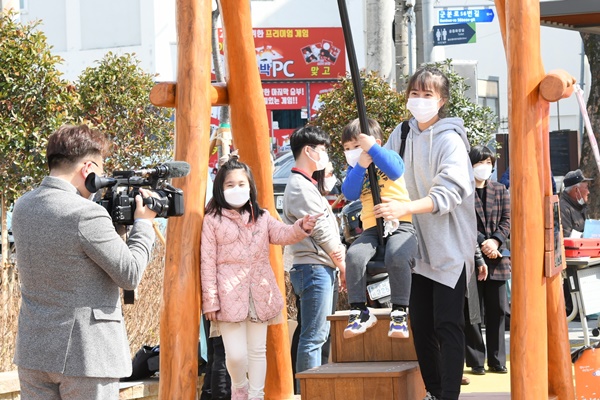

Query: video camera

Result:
[85,161,190,225]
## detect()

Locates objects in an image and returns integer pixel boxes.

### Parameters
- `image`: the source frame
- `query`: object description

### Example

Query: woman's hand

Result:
[481,238,500,258]
[204,311,217,321]
[373,196,411,220]
[477,264,488,281]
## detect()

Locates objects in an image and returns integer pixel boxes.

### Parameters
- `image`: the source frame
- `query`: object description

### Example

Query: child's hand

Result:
[357,133,376,152]
[357,151,372,168]
[205,311,217,321]
[300,213,323,234]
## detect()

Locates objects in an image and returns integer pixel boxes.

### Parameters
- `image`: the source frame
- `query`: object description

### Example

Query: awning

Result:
[540,0,600,35]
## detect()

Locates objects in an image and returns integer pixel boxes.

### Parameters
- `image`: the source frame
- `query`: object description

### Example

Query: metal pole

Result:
[337,0,385,244]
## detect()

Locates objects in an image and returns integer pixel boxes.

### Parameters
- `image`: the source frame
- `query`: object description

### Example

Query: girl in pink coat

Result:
[201,157,319,400]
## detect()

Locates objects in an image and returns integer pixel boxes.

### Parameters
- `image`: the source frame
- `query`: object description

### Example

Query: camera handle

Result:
[143,196,168,215]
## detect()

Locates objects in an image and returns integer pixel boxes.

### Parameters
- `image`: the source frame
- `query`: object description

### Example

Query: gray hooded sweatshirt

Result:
[385,117,476,288]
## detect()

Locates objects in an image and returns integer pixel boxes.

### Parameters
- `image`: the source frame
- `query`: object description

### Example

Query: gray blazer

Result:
[11,176,155,378]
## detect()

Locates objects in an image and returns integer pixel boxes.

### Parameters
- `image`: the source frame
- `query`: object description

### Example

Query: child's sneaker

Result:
[388,309,409,338]
[343,308,377,338]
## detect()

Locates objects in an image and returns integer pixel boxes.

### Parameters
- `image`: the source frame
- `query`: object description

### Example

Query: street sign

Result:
[433,23,476,47]
[438,8,495,25]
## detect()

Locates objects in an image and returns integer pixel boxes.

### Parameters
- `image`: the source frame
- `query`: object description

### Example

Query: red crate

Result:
[564,238,600,250]
[564,238,600,257]
[564,248,600,258]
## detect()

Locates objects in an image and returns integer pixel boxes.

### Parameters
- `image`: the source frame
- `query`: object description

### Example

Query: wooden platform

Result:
[328,308,417,362]
[296,361,426,400]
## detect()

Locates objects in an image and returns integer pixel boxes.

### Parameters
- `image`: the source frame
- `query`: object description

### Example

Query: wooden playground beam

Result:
[158,0,212,398]
[150,82,229,108]
[495,1,575,399]
[219,0,295,398]
[153,0,294,398]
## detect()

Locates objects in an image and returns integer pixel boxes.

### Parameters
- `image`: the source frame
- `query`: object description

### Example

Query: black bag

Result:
[121,345,160,381]
[399,121,410,159]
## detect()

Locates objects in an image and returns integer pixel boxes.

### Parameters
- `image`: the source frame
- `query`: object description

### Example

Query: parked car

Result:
[271,151,344,214]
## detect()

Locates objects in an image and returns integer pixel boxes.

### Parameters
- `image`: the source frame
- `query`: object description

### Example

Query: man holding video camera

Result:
[11,124,157,400]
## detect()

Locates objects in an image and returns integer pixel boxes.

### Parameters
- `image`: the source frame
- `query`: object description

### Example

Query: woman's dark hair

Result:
[46,125,110,170]
[405,66,450,118]
[290,125,331,192]
[205,157,264,223]
[341,118,383,144]
[469,144,496,167]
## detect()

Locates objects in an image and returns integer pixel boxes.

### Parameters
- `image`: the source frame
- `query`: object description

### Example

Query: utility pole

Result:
[366,0,396,85]
[394,0,416,92]
[415,0,444,64]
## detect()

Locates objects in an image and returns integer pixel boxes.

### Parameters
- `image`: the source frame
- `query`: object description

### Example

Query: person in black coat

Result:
[467,145,511,374]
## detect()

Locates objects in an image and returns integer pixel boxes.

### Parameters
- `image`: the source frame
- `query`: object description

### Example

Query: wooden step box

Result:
[296,361,426,400]
[329,308,418,363]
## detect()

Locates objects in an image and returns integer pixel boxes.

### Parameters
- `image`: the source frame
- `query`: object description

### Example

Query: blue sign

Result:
[433,23,476,47]
[438,8,494,25]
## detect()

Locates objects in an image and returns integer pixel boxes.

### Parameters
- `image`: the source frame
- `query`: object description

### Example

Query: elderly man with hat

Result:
[560,169,593,238]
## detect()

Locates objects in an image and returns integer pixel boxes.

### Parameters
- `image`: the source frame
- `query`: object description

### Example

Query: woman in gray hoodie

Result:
[374,66,477,400]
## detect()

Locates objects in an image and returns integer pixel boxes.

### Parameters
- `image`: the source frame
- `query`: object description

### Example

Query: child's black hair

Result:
[405,65,450,118]
[469,144,496,167]
[341,118,383,144]
[205,157,265,223]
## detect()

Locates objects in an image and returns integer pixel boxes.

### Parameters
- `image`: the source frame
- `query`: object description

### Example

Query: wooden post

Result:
[541,71,576,400]
[495,1,576,398]
[158,0,212,398]
[219,0,294,398]
[496,0,548,398]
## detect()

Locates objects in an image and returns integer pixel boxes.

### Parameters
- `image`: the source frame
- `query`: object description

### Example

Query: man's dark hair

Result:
[469,144,496,167]
[290,125,330,161]
[342,118,383,144]
[46,125,110,170]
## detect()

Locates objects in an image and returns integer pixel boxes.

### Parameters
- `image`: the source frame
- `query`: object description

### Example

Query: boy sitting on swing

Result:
[341,118,417,339]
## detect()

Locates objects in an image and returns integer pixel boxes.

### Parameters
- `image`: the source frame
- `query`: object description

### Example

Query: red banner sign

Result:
[215,27,346,81]
[262,83,308,110]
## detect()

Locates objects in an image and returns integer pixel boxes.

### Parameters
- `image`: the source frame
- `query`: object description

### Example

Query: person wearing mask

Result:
[11,124,157,400]
[282,126,346,390]
[559,169,593,318]
[375,66,477,400]
[467,145,511,375]
[560,169,592,238]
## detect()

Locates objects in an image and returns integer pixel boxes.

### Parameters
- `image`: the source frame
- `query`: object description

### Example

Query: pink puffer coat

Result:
[201,208,308,322]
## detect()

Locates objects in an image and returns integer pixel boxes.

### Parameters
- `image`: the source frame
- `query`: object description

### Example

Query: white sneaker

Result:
[343,308,378,338]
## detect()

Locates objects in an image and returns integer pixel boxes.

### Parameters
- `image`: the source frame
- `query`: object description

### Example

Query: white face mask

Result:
[473,164,493,181]
[307,147,329,171]
[324,175,337,192]
[407,97,441,123]
[223,185,250,208]
[344,148,362,168]
[576,187,586,206]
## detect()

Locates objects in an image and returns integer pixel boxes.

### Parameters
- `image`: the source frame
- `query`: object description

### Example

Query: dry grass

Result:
[0,261,19,372]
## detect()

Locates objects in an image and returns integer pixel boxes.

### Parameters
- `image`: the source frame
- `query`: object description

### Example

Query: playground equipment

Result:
[148,0,597,398]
